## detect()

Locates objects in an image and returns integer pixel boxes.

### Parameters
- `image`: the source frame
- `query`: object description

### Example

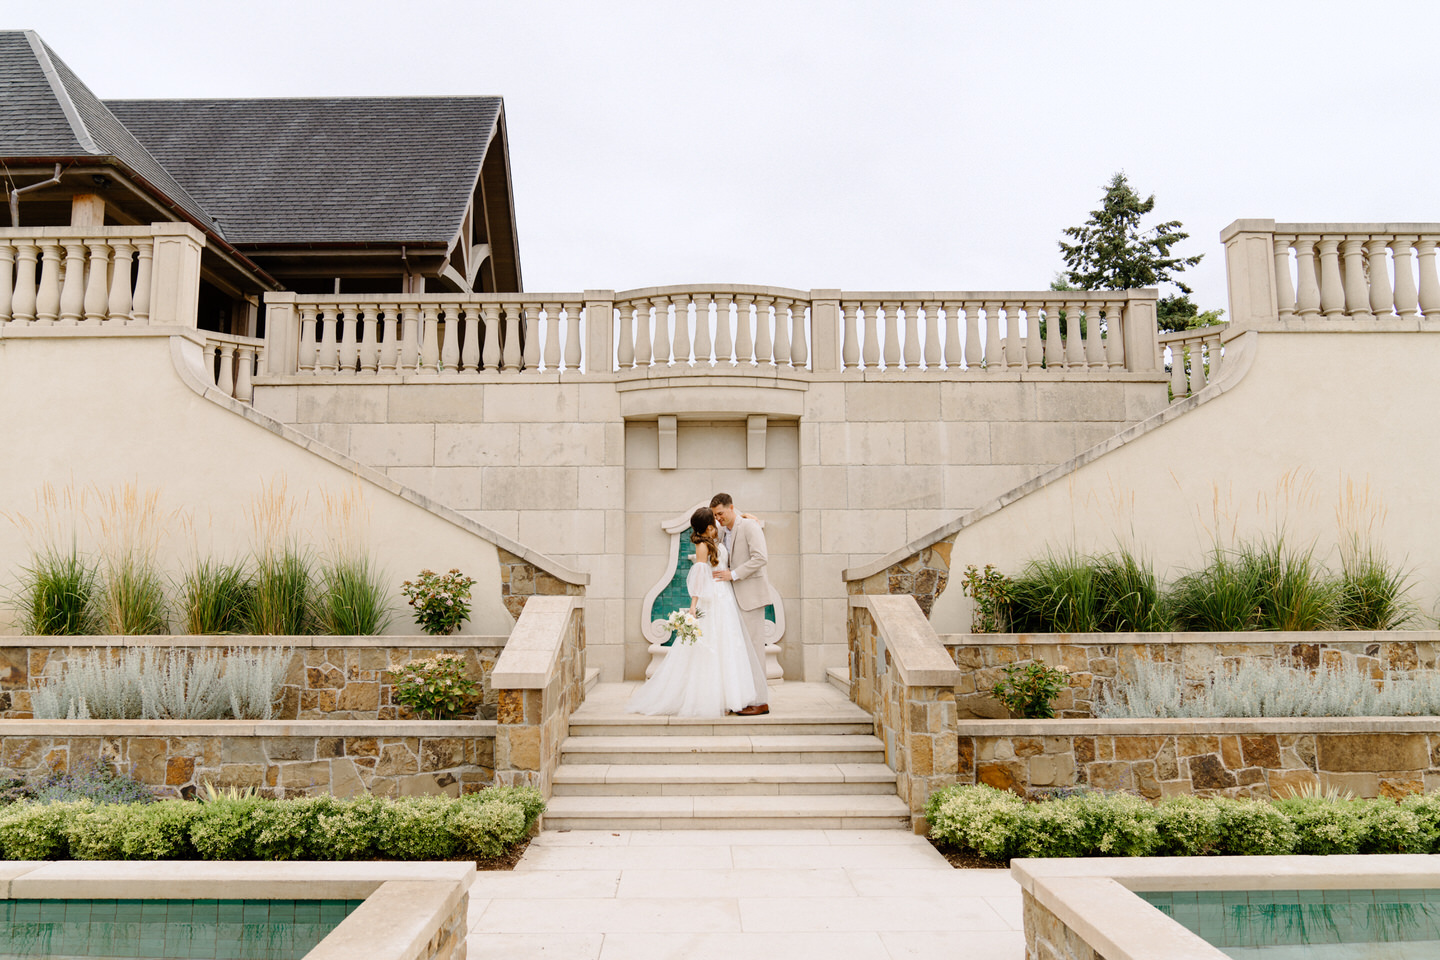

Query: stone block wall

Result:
[498,547,585,620]
[0,722,496,799]
[493,597,585,795]
[946,632,1440,720]
[0,639,507,721]
[1023,891,1101,960]
[960,720,1440,800]
[845,535,956,618]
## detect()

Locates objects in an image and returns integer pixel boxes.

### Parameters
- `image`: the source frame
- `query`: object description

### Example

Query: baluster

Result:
[649,296,671,365]
[359,303,379,374]
[1365,238,1395,319]
[107,242,134,324]
[1169,341,1187,397]
[217,343,236,397]
[35,241,61,324]
[984,301,1003,371]
[521,302,540,371]
[1273,236,1296,321]
[204,343,220,387]
[455,304,476,372]
[773,297,792,366]
[1317,237,1345,318]
[634,301,653,366]
[671,293,692,365]
[437,302,458,372]
[754,295,775,366]
[693,294,714,366]
[902,299,921,368]
[1392,238,1419,320]
[1083,301,1107,368]
[921,302,941,367]
[1043,303,1063,367]
[1005,303,1024,367]
[317,308,339,374]
[940,301,960,368]
[130,240,152,324]
[58,242,85,324]
[859,300,878,368]
[841,302,860,369]
[298,305,318,373]
[399,302,420,372]
[12,243,37,323]
[616,303,636,368]
[420,304,441,373]
[83,242,109,323]
[236,345,255,401]
[537,301,558,369]
[1293,237,1320,318]
[480,303,502,371]
[379,305,399,373]
[880,299,900,368]
[1415,239,1440,319]
[1024,303,1043,368]
[338,303,359,374]
[0,244,13,322]
[1105,303,1126,369]
[714,295,735,364]
[565,301,583,371]
[1063,300,1087,368]
[735,294,755,364]
[1340,238,1372,320]
[1204,330,1222,384]
[500,303,521,372]
[964,303,981,371]
[791,300,808,367]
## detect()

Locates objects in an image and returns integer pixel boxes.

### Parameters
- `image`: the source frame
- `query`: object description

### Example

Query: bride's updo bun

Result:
[690,507,720,560]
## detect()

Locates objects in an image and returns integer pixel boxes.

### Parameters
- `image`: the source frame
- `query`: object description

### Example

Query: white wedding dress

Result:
[626,542,768,717]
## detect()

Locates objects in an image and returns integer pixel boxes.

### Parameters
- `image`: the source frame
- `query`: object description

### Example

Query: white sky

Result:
[17,0,1440,311]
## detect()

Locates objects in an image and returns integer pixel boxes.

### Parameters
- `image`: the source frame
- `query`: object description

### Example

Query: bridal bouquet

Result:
[666,609,703,645]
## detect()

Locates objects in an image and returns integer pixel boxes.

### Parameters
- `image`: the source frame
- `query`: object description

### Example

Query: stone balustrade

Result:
[1223,219,1440,326]
[201,331,265,401]
[1158,326,1225,398]
[0,224,204,327]
[263,285,1162,380]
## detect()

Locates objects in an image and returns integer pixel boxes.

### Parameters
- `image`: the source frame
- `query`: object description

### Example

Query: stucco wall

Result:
[0,331,548,636]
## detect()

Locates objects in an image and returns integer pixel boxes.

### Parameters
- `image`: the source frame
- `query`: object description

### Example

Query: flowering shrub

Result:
[400,568,476,636]
[392,654,477,720]
[992,662,1069,719]
[960,564,1012,632]
[666,609,703,645]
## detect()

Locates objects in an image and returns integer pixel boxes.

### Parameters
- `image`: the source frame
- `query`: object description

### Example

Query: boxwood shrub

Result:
[927,784,1439,860]
[0,787,542,862]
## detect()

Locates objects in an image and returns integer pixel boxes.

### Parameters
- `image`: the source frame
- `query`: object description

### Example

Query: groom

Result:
[710,492,770,716]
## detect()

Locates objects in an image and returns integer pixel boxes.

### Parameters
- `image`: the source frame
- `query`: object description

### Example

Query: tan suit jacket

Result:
[726,516,771,612]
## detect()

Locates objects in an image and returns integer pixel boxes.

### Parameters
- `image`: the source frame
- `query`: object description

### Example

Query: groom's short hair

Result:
[710,493,733,509]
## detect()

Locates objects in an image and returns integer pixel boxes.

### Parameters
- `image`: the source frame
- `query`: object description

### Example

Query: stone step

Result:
[826,666,850,694]
[550,761,898,796]
[542,793,912,831]
[558,734,886,765]
[567,717,874,738]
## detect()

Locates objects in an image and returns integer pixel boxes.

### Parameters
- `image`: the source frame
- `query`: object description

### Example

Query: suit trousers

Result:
[738,604,770,702]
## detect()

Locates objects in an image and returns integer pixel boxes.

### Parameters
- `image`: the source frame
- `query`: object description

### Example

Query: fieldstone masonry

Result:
[492,596,586,796]
[846,536,956,617]
[1023,891,1105,960]
[498,547,585,620]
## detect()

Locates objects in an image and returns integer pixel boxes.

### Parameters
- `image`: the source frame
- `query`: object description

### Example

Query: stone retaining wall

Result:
[945,631,1440,719]
[0,637,506,720]
[0,721,496,799]
[1022,890,1101,960]
[961,718,1440,800]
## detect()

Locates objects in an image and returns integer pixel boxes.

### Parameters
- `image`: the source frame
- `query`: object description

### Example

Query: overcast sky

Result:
[19,1,1440,312]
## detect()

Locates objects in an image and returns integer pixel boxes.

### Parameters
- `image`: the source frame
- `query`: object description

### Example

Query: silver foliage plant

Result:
[1097,658,1440,719]
[32,647,290,720]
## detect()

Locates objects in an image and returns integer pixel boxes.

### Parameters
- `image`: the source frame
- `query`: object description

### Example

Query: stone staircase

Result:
[544,681,911,829]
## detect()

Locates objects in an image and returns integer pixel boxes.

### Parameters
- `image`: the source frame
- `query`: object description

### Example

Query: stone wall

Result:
[498,547,585,620]
[945,632,1440,720]
[961,718,1440,800]
[0,721,495,799]
[493,596,585,795]
[1023,890,1102,960]
[845,535,956,618]
[0,638,507,720]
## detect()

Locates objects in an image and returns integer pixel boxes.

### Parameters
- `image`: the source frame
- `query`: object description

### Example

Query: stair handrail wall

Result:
[848,593,960,830]
[263,286,1162,379]
[491,596,586,799]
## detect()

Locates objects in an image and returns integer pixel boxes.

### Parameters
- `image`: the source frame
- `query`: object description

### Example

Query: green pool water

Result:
[1141,889,1440,959]
[0,899,363,960]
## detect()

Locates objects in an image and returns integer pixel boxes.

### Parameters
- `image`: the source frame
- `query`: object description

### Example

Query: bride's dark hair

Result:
[690,507,720,562]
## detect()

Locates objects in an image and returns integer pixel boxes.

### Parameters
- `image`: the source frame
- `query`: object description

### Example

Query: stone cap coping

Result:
[0,634,509,648]
[958,717,1440,736]
[850,594,959,687]
[1012,853,1440,896]
[940,630,1440,646]
[491,595,581,690]
[1221,218,1440,241]
[1027,875,1224,960]
[169,338,588,587]
[841,331,1259,582]
[0,720,497,737]
[0,859,474,900]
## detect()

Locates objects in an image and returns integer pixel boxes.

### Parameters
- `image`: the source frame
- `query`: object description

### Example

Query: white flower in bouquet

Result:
[666,609,704,645]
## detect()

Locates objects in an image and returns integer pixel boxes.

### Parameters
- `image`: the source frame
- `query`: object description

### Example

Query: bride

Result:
[626,507,768,717]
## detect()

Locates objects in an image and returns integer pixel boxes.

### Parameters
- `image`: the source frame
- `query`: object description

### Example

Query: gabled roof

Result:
[0,30,222,234]
[106,96,503,247]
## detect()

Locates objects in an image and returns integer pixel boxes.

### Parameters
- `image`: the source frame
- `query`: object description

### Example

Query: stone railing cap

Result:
[855,594,959,687]
[491,595,580,689]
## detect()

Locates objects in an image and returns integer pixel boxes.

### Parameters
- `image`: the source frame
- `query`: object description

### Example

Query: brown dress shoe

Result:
[737,704,770,716]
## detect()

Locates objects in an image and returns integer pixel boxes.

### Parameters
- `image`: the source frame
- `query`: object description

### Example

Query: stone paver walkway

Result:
[466,829,1024,959]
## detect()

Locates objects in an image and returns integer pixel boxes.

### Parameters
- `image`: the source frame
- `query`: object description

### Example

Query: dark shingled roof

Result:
[0,30,221,234]
[106,96,502,246]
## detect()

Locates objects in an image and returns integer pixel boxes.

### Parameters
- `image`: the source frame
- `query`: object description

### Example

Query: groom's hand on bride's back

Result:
[713,570,733,581]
